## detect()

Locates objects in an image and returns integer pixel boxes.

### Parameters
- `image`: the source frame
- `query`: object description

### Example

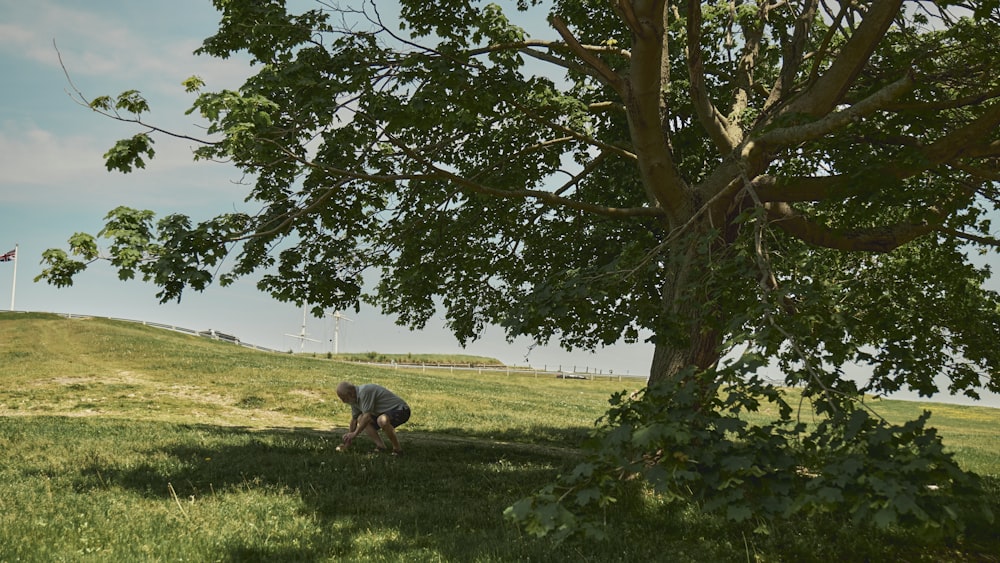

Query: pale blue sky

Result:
[0,0,653,376]
[1,1,997,406]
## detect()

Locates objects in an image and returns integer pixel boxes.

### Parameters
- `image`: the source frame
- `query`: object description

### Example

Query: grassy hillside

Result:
[0,312,635,439]
[1,312,998,562]
[328,351,506,366]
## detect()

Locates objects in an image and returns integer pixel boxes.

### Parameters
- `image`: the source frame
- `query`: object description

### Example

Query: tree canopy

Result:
[41,0,1000,536]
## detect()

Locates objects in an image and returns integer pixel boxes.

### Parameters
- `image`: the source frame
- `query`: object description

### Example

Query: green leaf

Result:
[103,134,155,173]
[182,75,205,93]
[575,487,601,506]
[114,90,149,114]
[88,95,112,111]
[726,504,753,522]
[873,507,897,529]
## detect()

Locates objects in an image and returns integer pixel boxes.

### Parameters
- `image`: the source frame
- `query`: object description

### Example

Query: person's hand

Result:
[342,433,354,447]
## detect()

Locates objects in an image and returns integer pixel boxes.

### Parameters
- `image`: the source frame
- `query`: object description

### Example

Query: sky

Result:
[1,0,997,405]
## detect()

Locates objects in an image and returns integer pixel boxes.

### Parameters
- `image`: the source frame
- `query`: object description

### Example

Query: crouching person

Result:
[336,381,411,456]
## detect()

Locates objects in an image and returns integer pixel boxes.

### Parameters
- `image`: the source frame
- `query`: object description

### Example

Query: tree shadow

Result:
[73,422,582,561]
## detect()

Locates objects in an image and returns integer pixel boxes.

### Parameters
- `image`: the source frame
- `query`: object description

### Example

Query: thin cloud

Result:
[0,119,247,210]
[1,0,255,211]
[2,0,248,95]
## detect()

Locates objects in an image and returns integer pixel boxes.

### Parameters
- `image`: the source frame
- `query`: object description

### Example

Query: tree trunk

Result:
[646,228,726,395]
[648,325,722,384]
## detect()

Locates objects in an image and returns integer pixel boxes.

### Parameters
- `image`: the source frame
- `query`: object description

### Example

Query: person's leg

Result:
[377,414,402,452]
[362,423,387,449]
[377,408,410,453]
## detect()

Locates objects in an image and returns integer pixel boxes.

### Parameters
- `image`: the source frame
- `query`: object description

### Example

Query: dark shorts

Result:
[377,406,411,429]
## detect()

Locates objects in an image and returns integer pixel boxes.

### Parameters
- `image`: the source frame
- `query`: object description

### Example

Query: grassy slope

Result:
[328,352,506,366]
[1,312,998,562]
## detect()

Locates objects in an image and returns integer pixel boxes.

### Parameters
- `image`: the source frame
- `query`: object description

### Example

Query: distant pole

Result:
[299,306,307,351]
[330,311,354,354]
[284,304,320,351]
[8,244,17,310]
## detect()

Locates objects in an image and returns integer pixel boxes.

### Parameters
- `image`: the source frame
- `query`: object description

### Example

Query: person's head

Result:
[336,381,357,404]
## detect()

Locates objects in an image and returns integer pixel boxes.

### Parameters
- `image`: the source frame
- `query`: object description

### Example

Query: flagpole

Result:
[9,244,17,311]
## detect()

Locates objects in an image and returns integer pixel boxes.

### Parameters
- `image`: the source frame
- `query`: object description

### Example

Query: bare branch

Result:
[518,44,626,89]
[806,0,848,88]
[963,140,1000,159]
[753,174,841,202]
[943,228,1000,248]
[56,41,216,147]
[952,162,1000,182]
[588,101,626,113]
[612,0,645,35]
[553,150,610,197]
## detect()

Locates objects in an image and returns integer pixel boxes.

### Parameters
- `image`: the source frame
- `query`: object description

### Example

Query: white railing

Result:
[52,311,285,353]
[348,360,642,382]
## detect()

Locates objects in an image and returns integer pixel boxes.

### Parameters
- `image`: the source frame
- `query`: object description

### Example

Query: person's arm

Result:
[343,415,359,445]
[343,413,372,445]
[353,413,373,435]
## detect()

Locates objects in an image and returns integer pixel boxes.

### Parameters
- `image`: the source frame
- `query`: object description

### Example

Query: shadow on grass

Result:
[16,416,1000,562]
[71,422,595,562]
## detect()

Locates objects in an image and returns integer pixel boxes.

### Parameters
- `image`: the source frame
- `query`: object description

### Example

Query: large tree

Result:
[43,0,1000,534]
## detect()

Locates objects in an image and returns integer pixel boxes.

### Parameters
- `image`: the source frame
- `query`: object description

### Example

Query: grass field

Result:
[2,312,999,562]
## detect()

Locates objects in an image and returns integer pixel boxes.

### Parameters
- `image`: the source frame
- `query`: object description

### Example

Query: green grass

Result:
[1,312,999,562]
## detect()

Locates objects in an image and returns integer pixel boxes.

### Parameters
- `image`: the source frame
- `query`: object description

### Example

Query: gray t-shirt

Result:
[350,384,409,419]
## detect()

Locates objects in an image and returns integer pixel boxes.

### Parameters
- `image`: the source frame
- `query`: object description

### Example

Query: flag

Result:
[0,249,14,262]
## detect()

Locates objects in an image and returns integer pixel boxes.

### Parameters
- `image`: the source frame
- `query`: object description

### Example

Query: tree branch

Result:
[358,114,662,220]
[951,162,1000,182]
[765,201,940,252]
[588,101,626,113]
[686,0,736,153]
[808,2,838,78]
[749,71,914,157]
[553,150,610,197]
[921,102,1000,164]
[882,86,1000,113]
[753,174,841,202]
[549,15,624,95]
[943,228,1000,248]
[57,43,216,147]
[506,98,638,162]
[763,0,820,112]
[623,0,688,214]
[517,43,629,89]
[756,96,1000,203]
[783,0,904,117]
[612,0,645,35]
[729,2,761,126]
[964,140,1000,159]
